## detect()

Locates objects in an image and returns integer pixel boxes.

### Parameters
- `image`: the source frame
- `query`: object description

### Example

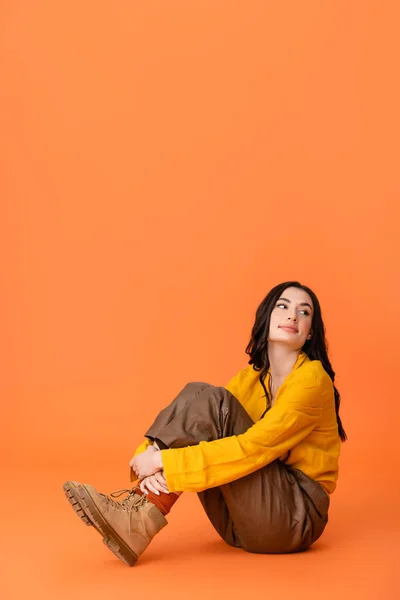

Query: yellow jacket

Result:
[130,351,341,494]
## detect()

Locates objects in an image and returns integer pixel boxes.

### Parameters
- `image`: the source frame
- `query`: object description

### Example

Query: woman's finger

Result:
[139,475,168,496]
[146,475,167,495]
[153,472,169,493]
[145,478,161,496]
[141,478,149,492]
[151,477,168,494]
[158,472,168,486]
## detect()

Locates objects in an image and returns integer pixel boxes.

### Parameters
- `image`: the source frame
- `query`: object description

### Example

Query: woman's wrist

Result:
[154,449,164,470]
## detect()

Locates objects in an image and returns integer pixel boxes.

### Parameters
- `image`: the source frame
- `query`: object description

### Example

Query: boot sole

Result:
[63,481,138,567]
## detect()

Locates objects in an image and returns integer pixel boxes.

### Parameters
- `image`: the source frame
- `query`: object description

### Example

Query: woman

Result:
[64,280,346,566]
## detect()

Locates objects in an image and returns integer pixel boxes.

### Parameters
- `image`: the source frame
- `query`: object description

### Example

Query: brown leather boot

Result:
[63,481,168,566]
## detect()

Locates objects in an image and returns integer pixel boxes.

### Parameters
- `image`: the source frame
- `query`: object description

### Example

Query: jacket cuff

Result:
[160,448,182,492]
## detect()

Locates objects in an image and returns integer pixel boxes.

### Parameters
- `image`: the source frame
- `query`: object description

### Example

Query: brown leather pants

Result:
[144,382,330,554]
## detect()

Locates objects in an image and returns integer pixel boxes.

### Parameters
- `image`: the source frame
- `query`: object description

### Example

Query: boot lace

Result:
[109,487,149,534]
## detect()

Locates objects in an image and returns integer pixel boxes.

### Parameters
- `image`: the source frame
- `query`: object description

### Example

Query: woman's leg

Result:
[63,381,329,566]
[144,381,330,553]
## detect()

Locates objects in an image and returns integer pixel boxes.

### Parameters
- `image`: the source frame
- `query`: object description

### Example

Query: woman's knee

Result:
[182,381,213,393]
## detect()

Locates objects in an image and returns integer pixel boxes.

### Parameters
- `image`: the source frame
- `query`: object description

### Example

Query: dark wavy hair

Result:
[245,281,347,442]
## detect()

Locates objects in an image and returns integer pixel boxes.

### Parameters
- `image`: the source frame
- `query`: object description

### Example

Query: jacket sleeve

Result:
[129,438,153,482]
[160,367,327,493]
[224,367,249,403]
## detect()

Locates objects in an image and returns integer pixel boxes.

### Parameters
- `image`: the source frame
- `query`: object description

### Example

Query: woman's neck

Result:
[268,345,302,381]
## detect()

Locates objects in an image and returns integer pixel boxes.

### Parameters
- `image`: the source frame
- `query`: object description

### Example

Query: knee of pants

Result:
[181,383,238,416]
[182,381,214,394]
[183,382,227,403]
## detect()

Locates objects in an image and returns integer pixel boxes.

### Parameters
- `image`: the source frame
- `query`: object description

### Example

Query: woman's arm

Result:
[160,366,329,493]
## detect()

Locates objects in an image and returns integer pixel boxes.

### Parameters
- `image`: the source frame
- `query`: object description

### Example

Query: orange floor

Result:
[2,458,398,600]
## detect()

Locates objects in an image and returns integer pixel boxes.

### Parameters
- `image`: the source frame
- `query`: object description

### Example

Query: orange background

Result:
[1,1,399,598]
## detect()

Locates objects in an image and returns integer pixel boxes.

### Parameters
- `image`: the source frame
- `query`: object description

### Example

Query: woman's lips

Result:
[280,326,298,333]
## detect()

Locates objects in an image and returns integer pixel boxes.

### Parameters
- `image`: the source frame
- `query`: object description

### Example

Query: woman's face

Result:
[268,286,314,349]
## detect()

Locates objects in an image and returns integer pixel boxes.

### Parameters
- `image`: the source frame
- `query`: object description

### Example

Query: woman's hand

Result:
[139,471,169,496]
[129,445,163,479]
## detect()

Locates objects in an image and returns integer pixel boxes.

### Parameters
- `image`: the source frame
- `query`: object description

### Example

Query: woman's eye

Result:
[276,303,310,316]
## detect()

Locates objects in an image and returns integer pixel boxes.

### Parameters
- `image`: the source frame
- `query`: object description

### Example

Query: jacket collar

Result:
[266,350,309,378]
